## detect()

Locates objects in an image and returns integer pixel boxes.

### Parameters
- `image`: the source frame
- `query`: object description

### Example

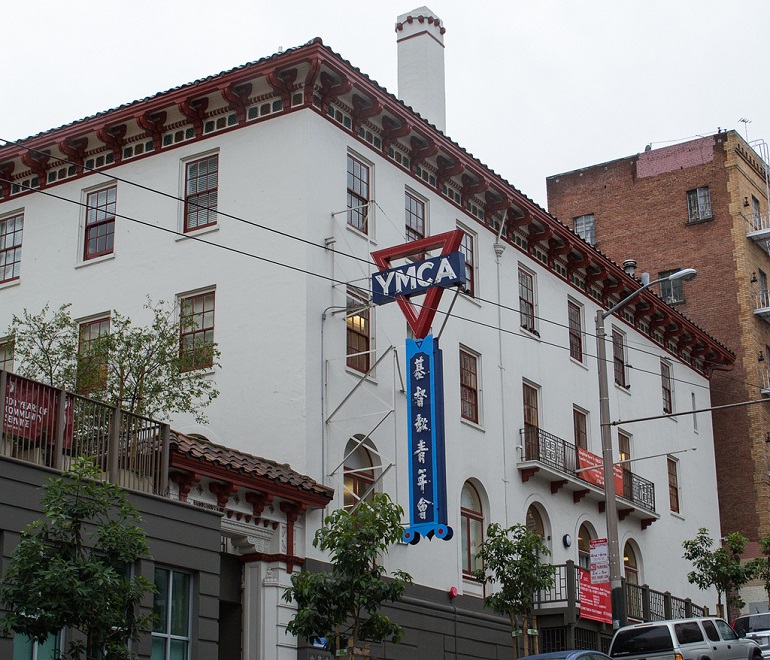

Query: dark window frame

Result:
[346,287,371,373]
[346,154,370,234]
[460,349,479,423]
[568,301,583,361]
[0,212,23,284]
[180,291,216,371]
[84,186,116,260]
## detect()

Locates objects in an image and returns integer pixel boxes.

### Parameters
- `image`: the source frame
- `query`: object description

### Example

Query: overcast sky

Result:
[4,1,769,211]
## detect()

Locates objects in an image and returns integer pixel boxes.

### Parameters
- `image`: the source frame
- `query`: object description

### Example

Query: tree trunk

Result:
[510,612,519,660]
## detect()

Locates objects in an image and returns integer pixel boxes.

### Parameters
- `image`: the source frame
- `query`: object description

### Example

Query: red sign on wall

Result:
[577,447,624,494]
[3,374,72,447]
[579,567,612,624]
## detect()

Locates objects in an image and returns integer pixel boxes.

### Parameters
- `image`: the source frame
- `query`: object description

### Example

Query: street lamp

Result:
[595,267,697,629]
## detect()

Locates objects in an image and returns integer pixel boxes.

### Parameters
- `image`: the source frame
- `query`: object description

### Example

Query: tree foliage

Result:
[748,532,770,607]
[0,457,155,659]
[682,527,753,613]
[283,493,413,654]
[473,522,555,658]
[8,299,219,423]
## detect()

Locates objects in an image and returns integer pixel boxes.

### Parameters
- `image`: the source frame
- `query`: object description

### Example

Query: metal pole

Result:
[596,309,625,628]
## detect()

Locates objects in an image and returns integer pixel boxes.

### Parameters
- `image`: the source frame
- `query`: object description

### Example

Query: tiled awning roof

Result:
[170,432,333,505]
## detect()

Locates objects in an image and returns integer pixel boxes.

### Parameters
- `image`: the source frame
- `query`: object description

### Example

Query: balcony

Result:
[535,561,709,626]
[518,427,657,520]
[754,289,770,322]
[744,210,770,245]
[1,369,169,495]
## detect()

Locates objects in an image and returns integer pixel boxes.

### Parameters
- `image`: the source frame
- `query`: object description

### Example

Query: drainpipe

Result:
[494,240,509,526]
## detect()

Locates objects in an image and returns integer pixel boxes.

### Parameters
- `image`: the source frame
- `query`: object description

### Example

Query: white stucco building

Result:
[0,7,734,659]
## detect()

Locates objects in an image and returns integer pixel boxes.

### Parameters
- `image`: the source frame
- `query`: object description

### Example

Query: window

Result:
[343,439,375,512]
[612,329,627,387]
[518,267,536,333]
[623,542,638,585]
[460,349,479,423]
[346,287,370,373]
[461,481,483,576]
[577,523,593,570]
[526,504,545,538]
[184,154,218,232]
[77,317,110,393]
[568,301,583,361]
[405,191,425,242]
[152,568,191,660]
[0,338,13,372]
[573,408,588,450]
[661,361,673,413]
[686,186,712,223]
[618,431,632,499]
[459,228,475,296]
[12,633,60,660]
[84,186,116,259]
[522,382,539,457]
[668,456,680,513]
[618,431,631,464]
[179,291,215,371]
[573,214,596,244]
[752,195,761,229]
[0,212,23,283]
[659,269,685,304]
[346,154,369,233]
[760,269,769,309]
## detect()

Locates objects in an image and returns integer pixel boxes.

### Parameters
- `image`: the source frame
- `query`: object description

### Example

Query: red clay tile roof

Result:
[170,432,333,501]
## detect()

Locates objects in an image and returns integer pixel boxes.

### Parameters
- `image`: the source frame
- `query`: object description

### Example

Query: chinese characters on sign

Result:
[402,335,452,543]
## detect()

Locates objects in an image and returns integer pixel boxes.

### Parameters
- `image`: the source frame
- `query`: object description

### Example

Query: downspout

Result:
[494,239,509,527]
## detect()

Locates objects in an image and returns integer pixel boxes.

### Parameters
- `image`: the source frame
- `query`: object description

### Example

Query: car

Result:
[609,617,761,660]
[733,612,770,659]
[522,652,612,660]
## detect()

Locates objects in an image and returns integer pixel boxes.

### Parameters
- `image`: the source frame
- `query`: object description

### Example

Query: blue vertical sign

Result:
[402,334,453,544]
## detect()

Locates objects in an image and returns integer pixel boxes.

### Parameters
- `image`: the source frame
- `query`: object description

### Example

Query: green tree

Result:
[682,527,753,618]
[473,523,555,658]
[0,457,155,659]
[283,493,413,655]
[8,298,219,423]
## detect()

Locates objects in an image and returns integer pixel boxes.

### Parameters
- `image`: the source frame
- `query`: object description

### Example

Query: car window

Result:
[736,614,770,634]
[702,620,720,642]
[716,620,738,641]
[611,626,674,656]
[674,622,705,644]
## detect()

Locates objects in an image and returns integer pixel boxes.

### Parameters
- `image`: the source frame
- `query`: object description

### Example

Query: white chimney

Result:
[396,7,446,133]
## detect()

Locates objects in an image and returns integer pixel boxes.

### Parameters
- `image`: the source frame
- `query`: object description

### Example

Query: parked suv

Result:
[609,617,761,660]
[733,613,770,659]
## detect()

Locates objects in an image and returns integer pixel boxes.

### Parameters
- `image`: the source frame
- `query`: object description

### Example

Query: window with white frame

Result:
[405,190,426,242]
[346,287,371,373]
[460,481,483,577]
[459,227,475,296]
[77,316,110,393]
[84,186,116,260]
[659,269,686,304]
[612,328,628,387]
[152,567,191,660]
[184,154,218,232]
[668,456,681,513]
[686,187,712,224]
[518,267,537,334]
[661,360,674,413]
[568,300,583,361]
[459,348,480,424]
[0,338,13,372]
[0,211,23,284]
[12,633,61,659]
[573,213,596,244]
[347,154,370,233]
[179,290,215,371]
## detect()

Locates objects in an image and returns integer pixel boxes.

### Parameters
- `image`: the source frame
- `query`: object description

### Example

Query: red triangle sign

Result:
[371,229,464,339]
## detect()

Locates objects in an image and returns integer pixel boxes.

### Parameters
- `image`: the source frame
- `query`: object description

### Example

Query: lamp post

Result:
[595,267,697,629]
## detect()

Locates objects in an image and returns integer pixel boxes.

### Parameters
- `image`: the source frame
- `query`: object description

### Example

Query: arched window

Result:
[577,523,594,570]
[461,482,484,576]
[526,505,545,538]
[343,440,375,512]
[624,542,639,585]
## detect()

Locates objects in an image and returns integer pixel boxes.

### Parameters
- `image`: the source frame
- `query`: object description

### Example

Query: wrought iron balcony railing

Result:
[520,427,656,513]
[1,369,169,495]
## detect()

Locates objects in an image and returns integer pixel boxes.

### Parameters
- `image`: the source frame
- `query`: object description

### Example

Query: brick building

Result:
[547,131,770,612]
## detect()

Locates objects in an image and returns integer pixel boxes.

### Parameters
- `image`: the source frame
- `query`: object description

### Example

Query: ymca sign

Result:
[371,252,465,305]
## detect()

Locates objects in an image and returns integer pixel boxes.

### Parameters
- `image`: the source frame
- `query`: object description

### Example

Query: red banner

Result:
[577,447,624,494]
[4,374,72,447]
[579,567,612,624]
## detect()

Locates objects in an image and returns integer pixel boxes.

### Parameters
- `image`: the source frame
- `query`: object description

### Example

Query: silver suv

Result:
[733,613,770,659]
[609,617,761,660]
